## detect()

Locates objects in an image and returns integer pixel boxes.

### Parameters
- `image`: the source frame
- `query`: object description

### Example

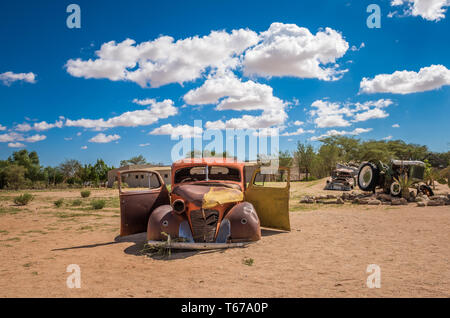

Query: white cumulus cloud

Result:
[311,128,372,141]
[184,72,288,130]
[282,128,316,136]
[25,134,47,143]
[0,71,36,86]
[66,99,178,130]
[360,64,450,94]
[243,23,349,81]
[391,0,450,21]
[89,133,121,143]
[150,124,203,139]
[66,29,259,88]
[15,120,63,132]
[0,132,46,143]
[8,142,26,148]
[310,99,393,127]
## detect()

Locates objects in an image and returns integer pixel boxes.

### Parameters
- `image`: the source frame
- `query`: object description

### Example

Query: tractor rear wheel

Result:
[358,162,379,192]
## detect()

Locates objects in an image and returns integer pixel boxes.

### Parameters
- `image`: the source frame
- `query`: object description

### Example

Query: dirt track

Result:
[0,181,449,297]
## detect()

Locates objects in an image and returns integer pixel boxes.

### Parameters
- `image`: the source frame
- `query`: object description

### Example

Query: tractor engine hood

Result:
[172,184,244,209]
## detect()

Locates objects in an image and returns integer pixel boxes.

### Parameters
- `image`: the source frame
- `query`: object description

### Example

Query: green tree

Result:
[294,142,315,180]
[59,159,82,183]
[93,159,110,183]
[3,165,27,190]
[7,149,43,182]
[120,155,147,167]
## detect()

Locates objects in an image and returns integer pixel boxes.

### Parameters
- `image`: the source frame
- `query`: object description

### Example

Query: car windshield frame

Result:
[174,165,241,184]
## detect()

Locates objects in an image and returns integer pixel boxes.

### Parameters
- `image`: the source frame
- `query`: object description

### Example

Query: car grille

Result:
[190,209,219,243]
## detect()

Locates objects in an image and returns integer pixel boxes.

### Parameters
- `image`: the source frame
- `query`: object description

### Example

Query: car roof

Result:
[172,157,245,169]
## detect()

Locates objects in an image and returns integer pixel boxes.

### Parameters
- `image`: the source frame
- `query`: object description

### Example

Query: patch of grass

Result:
[14,193,34,206]
[0,230,9,235]
[71,199,82,206]
[53,211,98,218]
[80,190,91,198]
[242,257,254,266]
[290,204,321,212]
[21,230,48,235]
[0,237,20,242]
[23,262,33,268]
[78,225,93,231]
[0,207,21,216]
[54,199,64,208]
[31,271,38,275]
[103,197,120,208]
[90,199,106,210]
[0,196,12,201]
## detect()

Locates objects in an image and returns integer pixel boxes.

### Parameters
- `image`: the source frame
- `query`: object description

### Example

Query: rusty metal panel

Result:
[118,169,170,236]
[244,167,291,231]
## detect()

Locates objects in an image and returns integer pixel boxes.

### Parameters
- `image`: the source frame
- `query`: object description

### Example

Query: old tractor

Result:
[357,159,434,197]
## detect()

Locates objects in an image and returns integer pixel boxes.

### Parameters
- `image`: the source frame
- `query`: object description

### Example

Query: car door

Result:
[118,169,170,236]
[244,167,290,231]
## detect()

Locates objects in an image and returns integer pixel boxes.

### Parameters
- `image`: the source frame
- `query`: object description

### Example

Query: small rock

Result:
[336,198,345,204]
[377,193,392,202]
[381,201,391,205]
[368,199,381,205]
[416,202,426,207]
[392,198,408,206]
[327,194,336,199]
[428,200,444,206]
[430,195,446,201]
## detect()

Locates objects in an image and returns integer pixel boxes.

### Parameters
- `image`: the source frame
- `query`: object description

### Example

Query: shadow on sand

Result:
[51,232,227,260]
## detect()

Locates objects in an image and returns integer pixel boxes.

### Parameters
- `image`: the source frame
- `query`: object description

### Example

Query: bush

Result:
[90,199,105,210]
[71,199,82,206]
[113,181,128,189]
[80,190,91,198]
[54,199,64,208]
[14,193,34,206]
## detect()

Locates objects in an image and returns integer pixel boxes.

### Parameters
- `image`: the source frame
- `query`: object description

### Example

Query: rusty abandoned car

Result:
[324,164,358,191]
[118,158,290,248]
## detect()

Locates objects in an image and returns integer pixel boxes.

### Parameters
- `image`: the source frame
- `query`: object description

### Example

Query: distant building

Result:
[107,165,171,188]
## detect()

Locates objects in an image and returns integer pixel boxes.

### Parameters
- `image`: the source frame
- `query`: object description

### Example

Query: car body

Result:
[357,159,434,196]
[118,158,290,246]
[324,165,357,191]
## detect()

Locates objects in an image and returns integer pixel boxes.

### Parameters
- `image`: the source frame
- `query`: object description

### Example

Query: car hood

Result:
[172,184,243,209]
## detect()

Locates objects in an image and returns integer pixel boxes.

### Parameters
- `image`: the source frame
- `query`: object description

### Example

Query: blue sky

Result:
[0,0,449,167]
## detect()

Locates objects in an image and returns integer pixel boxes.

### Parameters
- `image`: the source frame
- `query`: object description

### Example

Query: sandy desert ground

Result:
[0,179,449,297]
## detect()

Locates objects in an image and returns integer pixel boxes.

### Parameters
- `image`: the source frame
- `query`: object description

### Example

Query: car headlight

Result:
[172,199,186,214]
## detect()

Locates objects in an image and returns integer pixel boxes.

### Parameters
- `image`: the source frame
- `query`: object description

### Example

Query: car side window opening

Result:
[253,170,288,188]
